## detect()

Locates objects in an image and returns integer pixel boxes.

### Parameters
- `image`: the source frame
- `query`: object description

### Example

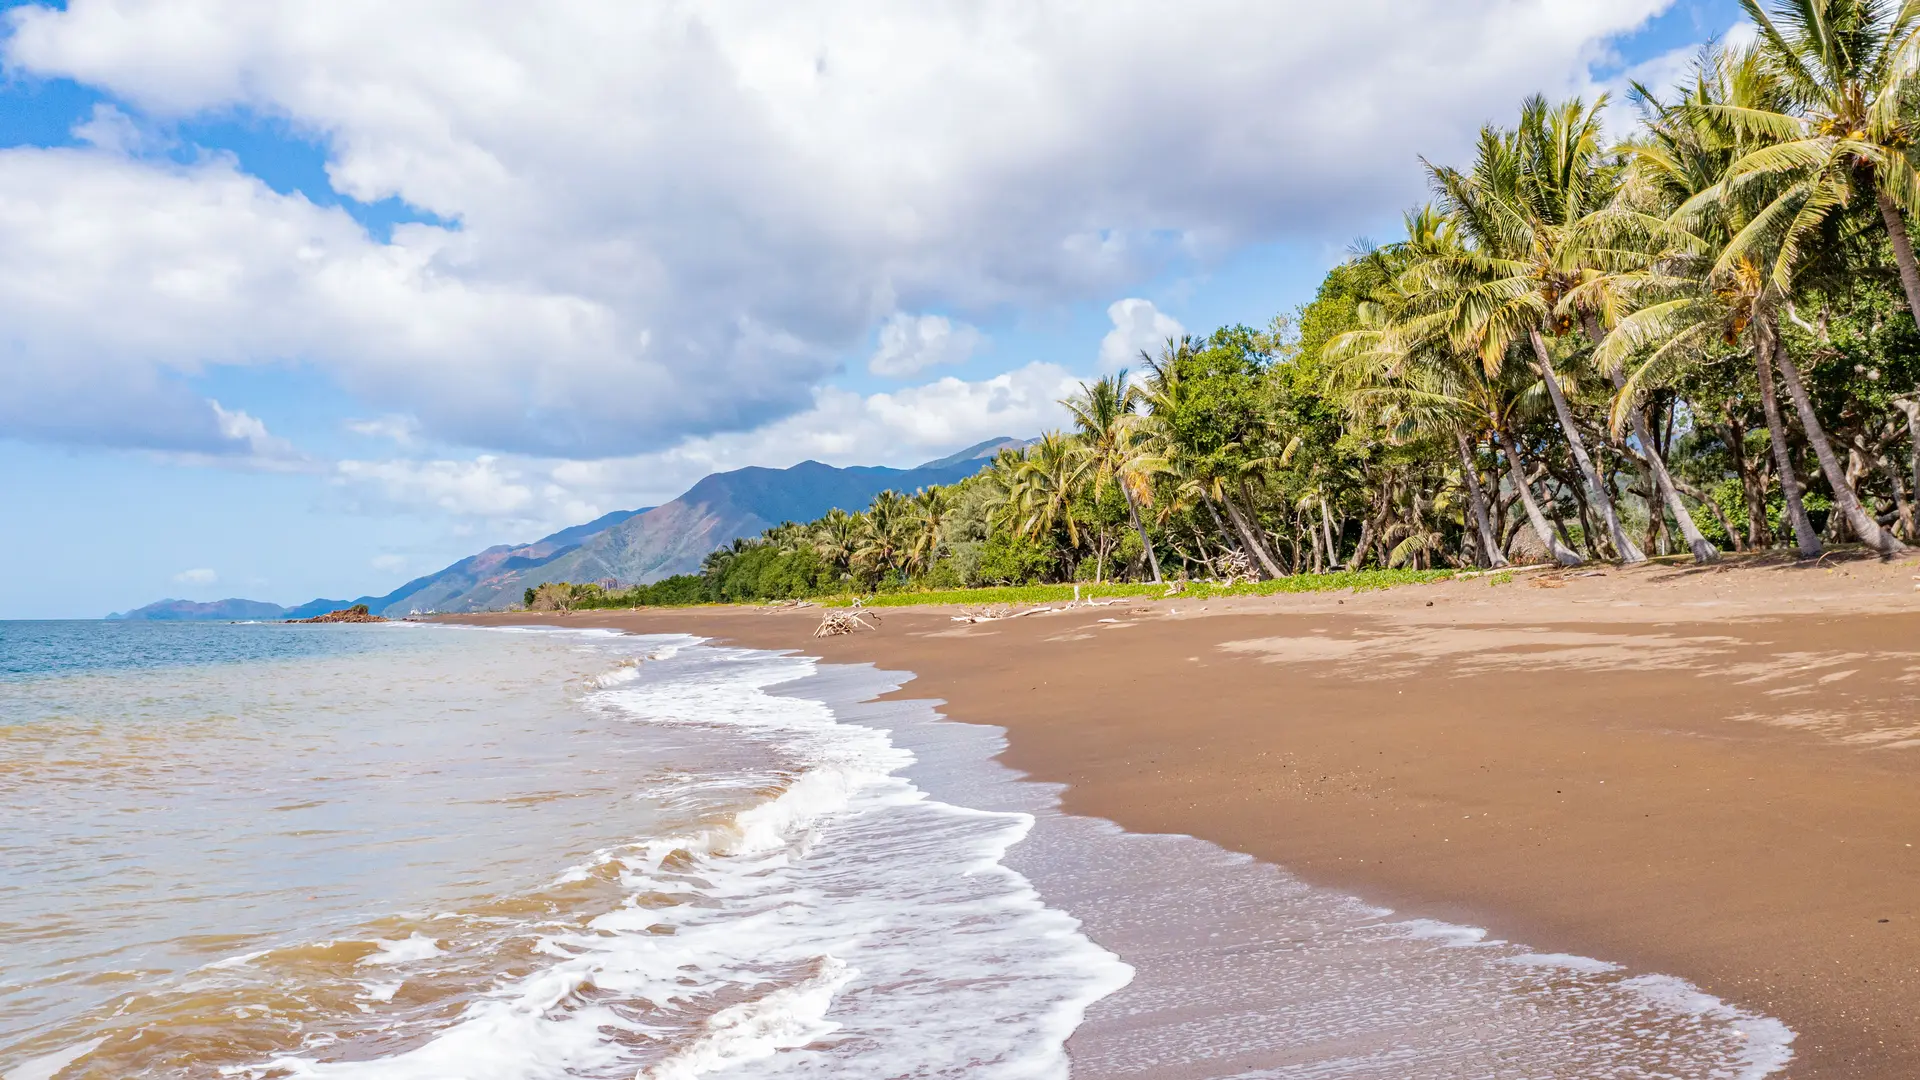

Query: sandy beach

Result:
[452,553,1920,1078]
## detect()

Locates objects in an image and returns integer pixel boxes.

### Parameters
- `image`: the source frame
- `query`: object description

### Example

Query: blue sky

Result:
[0,0,1745,618]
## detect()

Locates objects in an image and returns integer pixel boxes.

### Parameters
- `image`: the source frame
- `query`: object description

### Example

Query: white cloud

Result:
[370,553,408,573]
[333,361,1078,536]
[868,313,982,377]
[0,1,1673,458]
[346,414,422,446]
[173,567,217,585]
[1591,21,1756,139]
[71,102,166,154]
[336,455,536,518]
[1098,298,1184,372]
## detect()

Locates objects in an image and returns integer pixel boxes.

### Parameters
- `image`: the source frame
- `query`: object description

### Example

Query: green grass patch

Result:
[815,568,1452,608]
[569,568,1454,612]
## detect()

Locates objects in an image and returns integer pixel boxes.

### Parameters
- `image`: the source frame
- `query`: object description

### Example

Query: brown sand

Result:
[451,553,1920,1078]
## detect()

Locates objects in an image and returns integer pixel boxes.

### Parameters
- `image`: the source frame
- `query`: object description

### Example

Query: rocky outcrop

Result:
[292,604,388,624]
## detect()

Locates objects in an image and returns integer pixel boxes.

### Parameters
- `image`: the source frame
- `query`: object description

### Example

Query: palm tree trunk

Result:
[1755,314,1821,557]
[1118,481,1162,582]
[1200,495,1240,554]
[1318,495,1340,570]
[1584,309,1718,564]
[1529,327,1644,562]
[1876,188,1920,330]
[1455,429,1508,568]
[1222,493,1286,579]
[1497,430,1583,566]
[1771,337,1906,555]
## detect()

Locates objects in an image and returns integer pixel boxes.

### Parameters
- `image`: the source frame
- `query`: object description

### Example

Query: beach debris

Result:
[290,604,387,624]
[814,610,881,637]
[950,604,1063,623]
[1529,577,1568,589]
[1212,551,1254,585]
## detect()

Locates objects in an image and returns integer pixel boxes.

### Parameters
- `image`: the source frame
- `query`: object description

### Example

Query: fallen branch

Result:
[814,610,881,636]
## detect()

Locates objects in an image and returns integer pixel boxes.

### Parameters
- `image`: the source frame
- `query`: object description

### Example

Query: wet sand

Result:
[450,552,1920,1078]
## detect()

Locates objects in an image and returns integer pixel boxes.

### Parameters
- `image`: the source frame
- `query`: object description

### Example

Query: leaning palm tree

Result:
[1328,221,1569,566]
[1062,371,1167,582]
[1709,0,1920,324]
[1613,45,1908,555]
[1427,96,1649,563]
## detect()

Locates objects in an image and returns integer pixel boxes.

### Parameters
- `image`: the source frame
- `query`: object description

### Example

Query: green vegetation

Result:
[540,3,1920,612]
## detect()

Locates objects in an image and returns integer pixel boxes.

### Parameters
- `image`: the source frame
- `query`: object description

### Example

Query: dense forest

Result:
[542,1,1920,609]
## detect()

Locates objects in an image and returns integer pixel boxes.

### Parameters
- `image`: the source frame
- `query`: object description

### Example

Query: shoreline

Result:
[447,554,1920,1078]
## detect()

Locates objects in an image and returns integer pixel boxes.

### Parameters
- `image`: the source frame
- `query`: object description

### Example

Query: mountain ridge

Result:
[106,441,1025,619]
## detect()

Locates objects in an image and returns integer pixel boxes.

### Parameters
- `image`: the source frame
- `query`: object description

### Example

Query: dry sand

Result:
[451,552,1920,1078]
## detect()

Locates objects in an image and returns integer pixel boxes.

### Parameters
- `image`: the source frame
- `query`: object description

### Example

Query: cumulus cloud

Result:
[333,361,1080,536]
[0,0,1672,458]
[868,313,983,377]
[173,568,217,585]
[1098,298,1184,372]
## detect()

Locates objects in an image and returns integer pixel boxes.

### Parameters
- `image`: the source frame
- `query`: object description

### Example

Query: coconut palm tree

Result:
[1329,221,1572,566]
[813,508,862,582]
[1062,371,1168,582]
[1607,45,1907,555]
[904,486,953,577]
[1427,96,1649,563]
[1008,432,1086,561]
[1708,0,1920,324]
[855,491,911,581]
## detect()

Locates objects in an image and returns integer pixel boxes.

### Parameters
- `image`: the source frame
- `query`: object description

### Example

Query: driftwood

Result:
[815,610,881,637]
[1212,551,1254,585]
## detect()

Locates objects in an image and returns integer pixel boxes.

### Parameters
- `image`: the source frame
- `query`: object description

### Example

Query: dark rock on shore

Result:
[291,604,388,624]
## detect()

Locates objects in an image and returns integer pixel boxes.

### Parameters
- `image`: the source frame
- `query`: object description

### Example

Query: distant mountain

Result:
[103,509,649,621]
[107,598,316,621]
[914,436,1031,470]
[417,453,1010,612]
[105,440,1025,619]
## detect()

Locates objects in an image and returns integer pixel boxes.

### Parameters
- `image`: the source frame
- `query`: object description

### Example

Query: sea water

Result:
[0,620,1792,1078]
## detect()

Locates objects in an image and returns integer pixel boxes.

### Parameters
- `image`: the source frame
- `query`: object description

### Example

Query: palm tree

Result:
[1008,432,1086,568]
[904,486,953,577]
[1328,218,1569,566]
[813,508,862,582]
[1063,371,1167,582]
[855,491,911,581]
[1612,45,1903,555]
[1427,96,1649,562]
[1711,0,1920,324]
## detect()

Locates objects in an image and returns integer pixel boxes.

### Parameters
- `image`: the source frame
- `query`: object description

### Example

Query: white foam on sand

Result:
[257,642,1132,1080]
